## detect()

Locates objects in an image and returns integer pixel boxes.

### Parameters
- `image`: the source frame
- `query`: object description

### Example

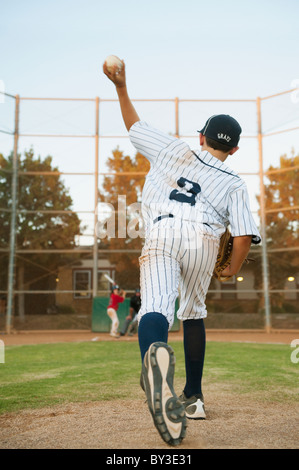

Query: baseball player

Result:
[103,60,261,445]
[107,285,126,337]
[120,288,141,336]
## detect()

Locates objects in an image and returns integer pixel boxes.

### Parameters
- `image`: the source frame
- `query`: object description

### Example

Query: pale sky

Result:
[1,0,298,242]
[1,0,298,99]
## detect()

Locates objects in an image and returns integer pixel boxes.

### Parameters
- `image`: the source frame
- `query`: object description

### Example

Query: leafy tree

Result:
[98,147,150,289]
[255,150,299,309]
[0,148,82,318]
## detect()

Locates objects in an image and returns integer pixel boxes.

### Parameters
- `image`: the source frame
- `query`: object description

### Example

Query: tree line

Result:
[0,146,298,318]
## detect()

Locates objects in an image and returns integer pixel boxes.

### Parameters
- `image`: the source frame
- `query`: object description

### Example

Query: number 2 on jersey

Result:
[169,177,201,206]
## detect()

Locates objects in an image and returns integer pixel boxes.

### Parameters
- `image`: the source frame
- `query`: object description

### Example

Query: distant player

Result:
[107,285,126,338]
[103,60,261,445]
[120,287,141,336]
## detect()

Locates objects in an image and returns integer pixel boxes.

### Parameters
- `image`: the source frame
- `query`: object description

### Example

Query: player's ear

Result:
[199,133,205,146]
[228,146,239,156]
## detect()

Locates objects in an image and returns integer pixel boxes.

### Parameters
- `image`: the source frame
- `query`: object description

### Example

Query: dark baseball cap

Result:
[198,114,242,148]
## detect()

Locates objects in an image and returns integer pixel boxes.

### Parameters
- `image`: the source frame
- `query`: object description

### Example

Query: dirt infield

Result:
[2,328,298,346]
[1,329,298,450]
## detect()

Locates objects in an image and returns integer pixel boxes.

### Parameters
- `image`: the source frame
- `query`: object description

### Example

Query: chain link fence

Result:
[0,87,298,333]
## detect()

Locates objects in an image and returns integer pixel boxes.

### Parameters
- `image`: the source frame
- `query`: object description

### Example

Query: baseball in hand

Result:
[105,55,123,73]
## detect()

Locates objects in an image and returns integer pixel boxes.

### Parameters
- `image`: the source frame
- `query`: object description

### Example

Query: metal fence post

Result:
[93,97,100,298]
[256,97,271,332]
[6,94,20,334]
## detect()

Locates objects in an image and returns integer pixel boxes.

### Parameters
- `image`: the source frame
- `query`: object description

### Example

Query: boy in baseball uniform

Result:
[107,285,126,337]
[103,60,261,446]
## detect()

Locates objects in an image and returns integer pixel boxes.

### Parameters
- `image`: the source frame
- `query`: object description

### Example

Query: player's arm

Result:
[103,60,140,131]
[119,289,126,299]
[126,307,134,321]
[220,235,252,278]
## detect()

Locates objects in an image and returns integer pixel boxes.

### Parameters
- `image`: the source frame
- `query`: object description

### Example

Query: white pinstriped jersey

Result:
[129,121,261,244]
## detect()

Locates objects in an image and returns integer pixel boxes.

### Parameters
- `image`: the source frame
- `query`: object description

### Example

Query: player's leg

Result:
[127,312,138,335]
[138,222,186,445]
[178,229,218,419]
[119,317,131,336]
[138,223,181,360]
[141,341,186,446]
[111,315,119,336]
[183,318,206,398]
[138,312,168,361]
[107,308,119,337]
[180,318,206,419]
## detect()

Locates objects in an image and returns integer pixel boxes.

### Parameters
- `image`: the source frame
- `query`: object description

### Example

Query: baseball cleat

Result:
[110,332,120,338]
[179,392,206,419]
[141,342,187,446]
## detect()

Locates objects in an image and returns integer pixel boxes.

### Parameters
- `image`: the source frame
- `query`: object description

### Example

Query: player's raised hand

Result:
[103,59,126,88]
[103,56,139,131]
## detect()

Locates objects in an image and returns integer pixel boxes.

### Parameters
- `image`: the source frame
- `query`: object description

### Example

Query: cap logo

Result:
[217,133,231,143]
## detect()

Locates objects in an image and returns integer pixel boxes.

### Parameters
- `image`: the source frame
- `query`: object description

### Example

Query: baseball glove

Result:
[213,229,234,282]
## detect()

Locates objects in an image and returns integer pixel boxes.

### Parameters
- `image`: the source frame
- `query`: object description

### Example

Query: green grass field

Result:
[0,340,297,415]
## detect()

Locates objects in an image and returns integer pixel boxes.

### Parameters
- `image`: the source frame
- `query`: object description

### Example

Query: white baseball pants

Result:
[138,218,219,328]
[107,308,119,336]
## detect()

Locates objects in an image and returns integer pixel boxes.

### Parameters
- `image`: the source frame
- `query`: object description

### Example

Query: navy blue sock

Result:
[183,319,206,398]
[138,312,169,362]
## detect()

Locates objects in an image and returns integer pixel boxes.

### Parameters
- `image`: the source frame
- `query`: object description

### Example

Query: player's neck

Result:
[201,145,230,162]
